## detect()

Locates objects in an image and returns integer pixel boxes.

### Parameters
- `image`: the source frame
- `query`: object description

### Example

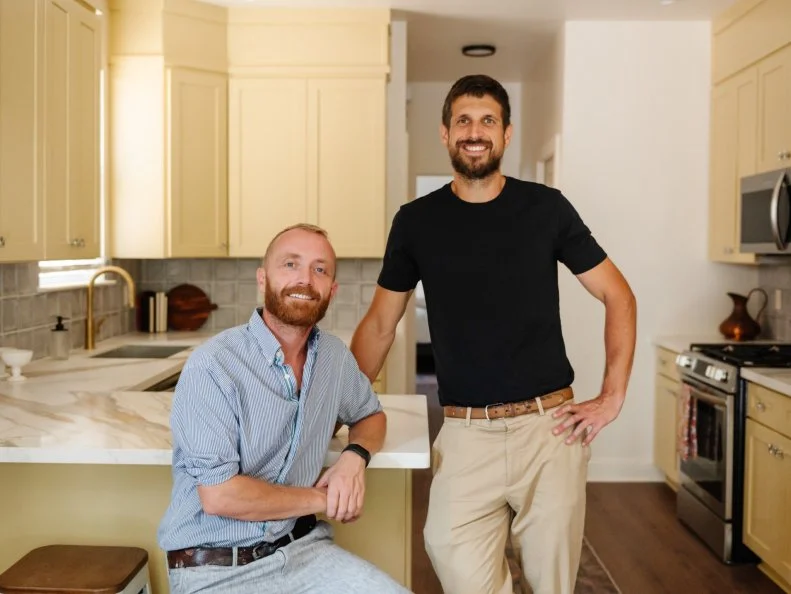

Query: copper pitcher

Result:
[719,288,768,341]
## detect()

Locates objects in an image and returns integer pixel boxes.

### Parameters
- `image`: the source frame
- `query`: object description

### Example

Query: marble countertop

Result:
[0,331,430,468]
[652,334,791,355]
[741,368,791,398]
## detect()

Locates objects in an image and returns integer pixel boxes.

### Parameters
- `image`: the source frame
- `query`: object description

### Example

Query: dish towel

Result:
[677,383,698,461]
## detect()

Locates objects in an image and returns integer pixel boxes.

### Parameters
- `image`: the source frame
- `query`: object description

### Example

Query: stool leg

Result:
[120,562,151,594]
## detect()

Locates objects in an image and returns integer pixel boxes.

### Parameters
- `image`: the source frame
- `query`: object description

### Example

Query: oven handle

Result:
[682,380,728,408]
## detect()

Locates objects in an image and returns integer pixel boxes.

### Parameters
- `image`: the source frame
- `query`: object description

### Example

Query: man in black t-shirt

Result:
[351,75,636,594]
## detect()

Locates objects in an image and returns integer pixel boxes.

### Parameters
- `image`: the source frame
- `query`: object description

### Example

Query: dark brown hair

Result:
[441,74,511,129]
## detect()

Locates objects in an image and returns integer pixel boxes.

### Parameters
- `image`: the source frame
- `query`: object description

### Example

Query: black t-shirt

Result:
[378,177,607,407]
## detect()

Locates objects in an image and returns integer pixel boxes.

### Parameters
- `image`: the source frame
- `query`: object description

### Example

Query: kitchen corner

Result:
[0,330,430,591]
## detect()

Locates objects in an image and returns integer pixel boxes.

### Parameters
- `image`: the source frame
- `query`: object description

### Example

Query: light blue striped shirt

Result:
[157,308,383,550]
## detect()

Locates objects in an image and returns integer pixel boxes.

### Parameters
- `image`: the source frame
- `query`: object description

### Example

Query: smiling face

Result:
[441,93,512,181]
[257,227,338,328]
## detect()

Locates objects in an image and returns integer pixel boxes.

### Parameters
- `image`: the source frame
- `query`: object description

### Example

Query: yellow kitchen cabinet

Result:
[110,64,228,259]
[743,415,791,590]
[0,0,46,262]
[43,0,101,260]
[757,44,791,173]
[228,76,386,258]
[108,0,228,259]
[708,68,758,264]
[654,347,681,487]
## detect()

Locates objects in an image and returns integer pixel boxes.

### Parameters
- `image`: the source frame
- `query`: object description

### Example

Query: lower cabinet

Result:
[743,383,791,590]
[654,347,681,488]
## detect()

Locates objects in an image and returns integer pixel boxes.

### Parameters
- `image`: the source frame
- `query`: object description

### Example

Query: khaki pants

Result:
[423,400,591,594]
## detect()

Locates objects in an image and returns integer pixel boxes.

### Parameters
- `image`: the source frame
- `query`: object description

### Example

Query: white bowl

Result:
[2,349,33,382]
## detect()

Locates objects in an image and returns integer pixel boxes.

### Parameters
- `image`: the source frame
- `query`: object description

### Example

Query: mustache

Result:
[281,285,320,301]
[456,138,492,148]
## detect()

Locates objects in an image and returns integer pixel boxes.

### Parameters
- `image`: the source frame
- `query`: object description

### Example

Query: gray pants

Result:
[167,521,411,593]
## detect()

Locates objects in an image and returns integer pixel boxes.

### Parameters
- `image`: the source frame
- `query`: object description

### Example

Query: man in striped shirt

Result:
[158,224,409,594]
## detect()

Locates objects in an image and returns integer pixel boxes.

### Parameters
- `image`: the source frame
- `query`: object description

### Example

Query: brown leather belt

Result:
[167,514,317,569]
[444,387,574,420]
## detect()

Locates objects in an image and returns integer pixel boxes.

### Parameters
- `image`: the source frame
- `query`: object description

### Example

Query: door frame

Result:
[536,134,561,188]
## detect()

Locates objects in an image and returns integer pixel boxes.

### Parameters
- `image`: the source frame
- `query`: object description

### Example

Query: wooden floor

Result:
[411,376,782,594]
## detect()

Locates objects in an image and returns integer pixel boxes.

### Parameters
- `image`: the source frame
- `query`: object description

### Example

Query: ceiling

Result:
[205,0,738,81]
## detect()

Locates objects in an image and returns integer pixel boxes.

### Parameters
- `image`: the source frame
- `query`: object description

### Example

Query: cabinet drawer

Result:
[747,382,791,439]
[656,347,681,383]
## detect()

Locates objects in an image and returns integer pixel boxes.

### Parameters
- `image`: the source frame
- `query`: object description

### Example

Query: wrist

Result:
[342,443,371,467]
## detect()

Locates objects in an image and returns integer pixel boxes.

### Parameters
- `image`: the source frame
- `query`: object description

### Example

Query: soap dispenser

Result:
[51,316,70,360]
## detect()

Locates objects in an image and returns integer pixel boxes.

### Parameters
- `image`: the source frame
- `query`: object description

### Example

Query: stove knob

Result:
[676,355,692,368]
[715,369,729,382]
[705,365,714,378]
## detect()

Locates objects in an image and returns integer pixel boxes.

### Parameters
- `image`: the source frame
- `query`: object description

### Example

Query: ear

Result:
[329,280,339,301]
[504,123,513,149]
[439,123,449,146]
[256,267,267,293]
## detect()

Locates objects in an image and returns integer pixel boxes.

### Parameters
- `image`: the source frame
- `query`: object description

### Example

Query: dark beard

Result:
[264,284,330,328]
[449,140,502,181]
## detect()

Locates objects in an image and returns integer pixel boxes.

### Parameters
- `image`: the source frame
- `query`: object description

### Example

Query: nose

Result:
[468,121,485,140]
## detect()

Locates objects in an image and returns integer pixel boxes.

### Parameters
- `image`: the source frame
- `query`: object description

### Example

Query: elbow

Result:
[197,484,227,517]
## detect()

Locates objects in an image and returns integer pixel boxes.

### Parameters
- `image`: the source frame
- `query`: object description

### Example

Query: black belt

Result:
[167,514,317,568]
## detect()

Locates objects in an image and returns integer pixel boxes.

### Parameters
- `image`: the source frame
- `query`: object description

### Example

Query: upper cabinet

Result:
[0,0,46,262]
[709,0,791,263]
[226,8,389,259]
[756,44,791,173]
[44,0,102,260]
[0,0,100,262]
[108,0,229,259]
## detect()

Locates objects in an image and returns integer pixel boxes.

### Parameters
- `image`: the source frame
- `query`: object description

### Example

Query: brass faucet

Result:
[86,265,136,350]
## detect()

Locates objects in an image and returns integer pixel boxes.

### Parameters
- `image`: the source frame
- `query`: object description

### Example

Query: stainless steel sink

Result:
[90,345,190,359]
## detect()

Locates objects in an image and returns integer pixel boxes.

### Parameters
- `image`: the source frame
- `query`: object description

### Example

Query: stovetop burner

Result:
[690,343,791,367]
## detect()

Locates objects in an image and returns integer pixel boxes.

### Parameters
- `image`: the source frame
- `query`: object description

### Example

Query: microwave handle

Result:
[769,171,789,250]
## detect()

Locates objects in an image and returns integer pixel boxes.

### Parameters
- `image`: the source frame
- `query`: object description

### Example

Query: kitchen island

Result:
[0,333,430,592]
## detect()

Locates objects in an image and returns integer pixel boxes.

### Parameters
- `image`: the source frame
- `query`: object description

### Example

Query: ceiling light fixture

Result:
[462,44,496,58]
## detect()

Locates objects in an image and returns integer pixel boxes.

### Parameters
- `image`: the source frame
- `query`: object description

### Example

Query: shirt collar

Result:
[247,307,320,366]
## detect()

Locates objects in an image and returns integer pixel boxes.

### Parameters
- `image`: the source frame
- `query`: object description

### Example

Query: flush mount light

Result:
[462,44,496,58]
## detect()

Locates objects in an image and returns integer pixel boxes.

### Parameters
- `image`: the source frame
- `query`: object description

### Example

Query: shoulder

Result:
[506,177,562,203]
[397,184,452,219]
[182,325,249,375]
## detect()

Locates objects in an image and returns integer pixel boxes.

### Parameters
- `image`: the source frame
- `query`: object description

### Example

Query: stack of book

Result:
[138,290,168,333]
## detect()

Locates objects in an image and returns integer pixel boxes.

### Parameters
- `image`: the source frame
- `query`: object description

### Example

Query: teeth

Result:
[288,294,312,300]
[464,145,487,152]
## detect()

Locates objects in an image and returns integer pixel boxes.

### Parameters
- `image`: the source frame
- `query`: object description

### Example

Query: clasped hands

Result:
[314,450,367,523]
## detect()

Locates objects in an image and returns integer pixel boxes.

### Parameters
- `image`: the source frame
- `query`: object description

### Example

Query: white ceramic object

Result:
[2,349,33,382]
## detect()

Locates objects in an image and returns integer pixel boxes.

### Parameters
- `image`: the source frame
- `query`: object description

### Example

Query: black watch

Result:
[342,443,371,467]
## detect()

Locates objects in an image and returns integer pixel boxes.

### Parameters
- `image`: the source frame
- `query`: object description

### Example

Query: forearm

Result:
[198,475,325,522]
[350,315,395,382]
[347,411,386,456]
[600,287,637,401]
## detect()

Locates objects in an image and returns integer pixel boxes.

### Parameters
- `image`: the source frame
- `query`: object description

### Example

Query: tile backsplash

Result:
[757,263,791,340]
[138,258,382,334]
[0,258,380,360]
[0,259,139,359]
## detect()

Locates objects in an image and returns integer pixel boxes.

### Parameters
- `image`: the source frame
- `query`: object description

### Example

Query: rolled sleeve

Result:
[337,351,383,425]
[171,357,240,486]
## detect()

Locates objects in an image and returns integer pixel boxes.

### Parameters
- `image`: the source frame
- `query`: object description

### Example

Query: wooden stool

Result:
[0,545,151,594]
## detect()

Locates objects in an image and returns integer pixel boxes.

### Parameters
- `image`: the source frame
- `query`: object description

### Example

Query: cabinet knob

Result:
[220,242,228,249]
[724,247,734,254]
[756,401,766,412]
[780,151,791,160]
[0,236,5,247]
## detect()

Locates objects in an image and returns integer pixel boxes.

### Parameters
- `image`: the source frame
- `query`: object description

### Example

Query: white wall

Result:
[521,28,565,181]
[407,81,522,198]
[559,21,759,481]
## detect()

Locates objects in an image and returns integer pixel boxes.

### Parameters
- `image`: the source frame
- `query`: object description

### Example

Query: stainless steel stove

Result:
[675,343,791,563]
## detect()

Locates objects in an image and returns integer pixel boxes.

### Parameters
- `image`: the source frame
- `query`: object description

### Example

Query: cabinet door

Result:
[743,418,791,583]
[0,0,45,262]
[708,68,757,264]
[229,78,308,257]
[44,0,100,260]
[654,374,680,486]
[168,68,228,257]
[757,44,791,174]
[310,78,386,258]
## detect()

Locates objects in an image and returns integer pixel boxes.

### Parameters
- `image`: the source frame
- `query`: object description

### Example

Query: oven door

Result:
[678,377,734,520]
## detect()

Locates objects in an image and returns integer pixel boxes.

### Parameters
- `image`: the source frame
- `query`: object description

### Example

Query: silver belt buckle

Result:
[484,402,504,421]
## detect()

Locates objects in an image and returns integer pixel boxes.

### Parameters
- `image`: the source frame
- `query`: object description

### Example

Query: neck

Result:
[451,172,506,203]
[261,309,312,360]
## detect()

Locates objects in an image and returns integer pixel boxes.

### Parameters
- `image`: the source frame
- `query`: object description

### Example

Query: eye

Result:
[457,117,468,125]
[284,261,296,268]
[484,117,495,124]
[315,266,327,275]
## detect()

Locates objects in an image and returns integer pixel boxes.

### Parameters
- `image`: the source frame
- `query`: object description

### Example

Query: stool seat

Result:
[0,545,148,594]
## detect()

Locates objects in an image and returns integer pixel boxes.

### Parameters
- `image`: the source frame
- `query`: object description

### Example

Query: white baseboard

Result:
[587,458,664,482]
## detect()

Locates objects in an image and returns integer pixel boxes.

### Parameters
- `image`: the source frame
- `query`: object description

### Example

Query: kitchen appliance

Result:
[739,167,791,254]
[675,343,791,563]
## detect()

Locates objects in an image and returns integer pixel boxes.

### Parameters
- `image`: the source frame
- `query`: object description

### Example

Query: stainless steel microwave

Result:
[740,167,791,254]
